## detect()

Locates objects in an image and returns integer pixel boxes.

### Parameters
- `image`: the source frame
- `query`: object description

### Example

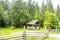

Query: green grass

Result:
[26,37,57,40]
[26,27,47,32]
[42,37,57,40]
[0,27,60,36]
[26,37,37,40]
[0,27,58,40]
[0,27,24,36]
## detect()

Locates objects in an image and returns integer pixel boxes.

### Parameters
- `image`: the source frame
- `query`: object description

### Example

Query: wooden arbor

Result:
[26,20,40,30]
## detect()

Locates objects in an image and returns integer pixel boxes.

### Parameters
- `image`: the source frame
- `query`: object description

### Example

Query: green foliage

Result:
[44,9,51,27]
[2,0,9,10]
[0,0,59,29]
[42,37,57,40]
[44,9,59,29]
[56,5,60,20]
[47,0,54,13]
[0,27,23,36]
[0,4,6,27]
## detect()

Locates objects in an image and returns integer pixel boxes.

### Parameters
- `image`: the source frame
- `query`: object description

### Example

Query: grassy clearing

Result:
[0,27,60,36]
[42,37,57,40]
[0,27,48,36]
[0,27,58,40]
[26,37,57,40]
[26,27,47,32]
[0,27,24,36]
[26,37,37,40]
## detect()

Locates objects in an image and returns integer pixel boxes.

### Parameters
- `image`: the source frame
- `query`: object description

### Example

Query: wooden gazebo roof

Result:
[27,20,38,25]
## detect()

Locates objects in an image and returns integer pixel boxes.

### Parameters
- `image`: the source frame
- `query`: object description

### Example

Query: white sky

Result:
[9,0,60,9]
[34,0,60,9]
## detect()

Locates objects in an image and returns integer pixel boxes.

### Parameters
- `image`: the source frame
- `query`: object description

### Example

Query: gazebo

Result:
[26,20,40,30]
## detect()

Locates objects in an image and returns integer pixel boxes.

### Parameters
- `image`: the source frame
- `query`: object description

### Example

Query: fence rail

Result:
[26,31,48,40]
[0,31,48,40]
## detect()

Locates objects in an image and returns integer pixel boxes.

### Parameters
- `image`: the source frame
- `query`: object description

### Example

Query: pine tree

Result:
[2,0,9,10]
[0,3,6,27]
[56,5,60,20]
[46,0,54,13]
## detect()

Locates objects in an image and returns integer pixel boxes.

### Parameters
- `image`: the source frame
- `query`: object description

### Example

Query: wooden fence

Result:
[26,31,48,40]
[0,31,48,40]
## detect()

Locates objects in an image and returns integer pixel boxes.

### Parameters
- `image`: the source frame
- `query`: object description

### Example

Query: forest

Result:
[0,0,60,40]
[0,0,60,29]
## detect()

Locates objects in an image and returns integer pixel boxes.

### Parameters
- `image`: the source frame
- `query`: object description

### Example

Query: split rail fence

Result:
[0,31,48,40]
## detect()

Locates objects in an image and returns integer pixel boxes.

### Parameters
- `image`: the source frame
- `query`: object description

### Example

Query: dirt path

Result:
[49,34,60,40]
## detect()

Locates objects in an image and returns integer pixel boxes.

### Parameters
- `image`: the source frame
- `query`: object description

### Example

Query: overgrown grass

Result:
[0,27,58,40]
[26,27,47,32]
[26,37,37,40]
[42,37,57,40]
[0,27,60,36]
[0,27,24,36]
[26,37,57,40]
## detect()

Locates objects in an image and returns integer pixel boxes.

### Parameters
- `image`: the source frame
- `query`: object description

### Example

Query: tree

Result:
[40,0,47,27]
[41,0,45,15]
[33,2,40,20]
[2,0,9,10]
[46,0,54,13]
[44,8,59,30]
[27,0,36,20]
[10,0,24,27]
[56,5,60,20]
[44,9,51,30]
[9,0,32,27]
[0,4,6,27]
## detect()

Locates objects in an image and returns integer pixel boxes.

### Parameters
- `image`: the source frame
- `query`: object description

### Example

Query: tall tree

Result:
[27,0,36,20]
[41,0,45,15]
[46,0,54,13]
[10,0,23,27]
[2,0,9,10]
[33,2,39,20]
[9,0,31,27]
[56,5,60,20]
[0,3,6,27]
[44,8,59,30]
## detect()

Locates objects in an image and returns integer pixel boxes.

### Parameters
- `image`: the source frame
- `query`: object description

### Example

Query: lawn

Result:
[0,27,49,36]
[42,37,57,40]
[26,37,57,40]
[26,27,47,32]
[0,27,58,40]
[26,37,37,40]
[0,27,24,36]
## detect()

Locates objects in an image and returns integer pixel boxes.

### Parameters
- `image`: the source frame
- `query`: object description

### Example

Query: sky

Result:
[33,0,60,9]
[9,0,60,9]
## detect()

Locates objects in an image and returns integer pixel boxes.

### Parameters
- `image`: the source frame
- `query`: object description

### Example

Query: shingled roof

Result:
[27,20,38,25]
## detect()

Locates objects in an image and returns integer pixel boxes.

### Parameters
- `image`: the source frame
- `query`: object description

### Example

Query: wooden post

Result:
[47,30,49,37]
[33,24,35,30]
[24,26,25,30]
[56,26,58,33]
[24,26,26,40]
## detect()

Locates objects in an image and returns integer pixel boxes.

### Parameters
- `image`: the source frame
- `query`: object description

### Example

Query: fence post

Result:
[47,30,49,37]
[24,26,26,40]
